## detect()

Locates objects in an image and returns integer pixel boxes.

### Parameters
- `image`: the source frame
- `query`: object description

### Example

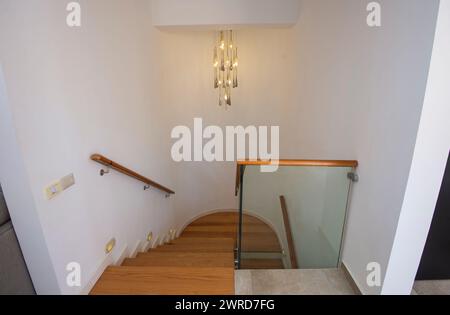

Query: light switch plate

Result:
[44,173,75,200]
[60,173,75,190]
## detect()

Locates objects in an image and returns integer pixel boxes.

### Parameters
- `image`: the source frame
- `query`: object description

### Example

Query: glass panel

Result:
[239,165,352,269]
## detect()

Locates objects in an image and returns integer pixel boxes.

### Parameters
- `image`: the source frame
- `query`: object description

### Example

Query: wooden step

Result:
[240,259,285,270]
[123,252,234,268]
[90,266,235,295]
[241,236,282,252]
[184,225,274,234]
[182,231,235,238]
[188,212,238,226]
[149,238,234,253]
[181,231,280,252]
[172,237,235,245]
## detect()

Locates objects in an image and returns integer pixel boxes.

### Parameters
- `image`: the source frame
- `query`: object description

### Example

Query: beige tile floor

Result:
[413,280,450,295]
[236,270,450,295]
[235,269,356,295]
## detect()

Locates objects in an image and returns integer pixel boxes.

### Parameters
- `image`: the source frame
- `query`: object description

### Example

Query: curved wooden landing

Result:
[183,212,284,269]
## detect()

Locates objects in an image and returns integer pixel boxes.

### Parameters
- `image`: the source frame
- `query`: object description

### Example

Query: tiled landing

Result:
[413,280,450,295]
[235,269,356,295]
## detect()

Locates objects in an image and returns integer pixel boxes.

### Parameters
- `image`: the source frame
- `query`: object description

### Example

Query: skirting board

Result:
[80,254,114,295]
[129,241,143,258]
[80,240,143,294]
[115,245,130,266]
[341,263,362,295]
[141,239,154,252]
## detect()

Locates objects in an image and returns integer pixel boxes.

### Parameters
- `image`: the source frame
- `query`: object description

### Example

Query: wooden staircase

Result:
[91,236,235,295]
[90,212,284,295]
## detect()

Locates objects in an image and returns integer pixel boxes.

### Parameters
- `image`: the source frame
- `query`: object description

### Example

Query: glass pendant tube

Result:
[213,30,238,107]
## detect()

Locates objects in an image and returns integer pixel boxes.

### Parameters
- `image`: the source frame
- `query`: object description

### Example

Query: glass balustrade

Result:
[236,161,356,270]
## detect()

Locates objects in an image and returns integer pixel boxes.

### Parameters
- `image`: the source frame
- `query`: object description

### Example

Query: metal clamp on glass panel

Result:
[347,172,359,182]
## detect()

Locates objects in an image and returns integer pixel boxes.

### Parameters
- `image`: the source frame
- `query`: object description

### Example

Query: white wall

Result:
[0,66,60,294]
[158,28,297,229]
[382,0,450,295]
[0,0,176,294]
[159,0,439,295]
[152,0,301,28]
[288,0,439,294]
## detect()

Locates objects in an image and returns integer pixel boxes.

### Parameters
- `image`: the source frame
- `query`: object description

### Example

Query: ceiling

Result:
[152,0,301,30]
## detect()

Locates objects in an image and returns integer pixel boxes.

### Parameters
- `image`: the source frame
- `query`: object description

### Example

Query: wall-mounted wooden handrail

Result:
[235,159,358,196]
[280,196,298,269]
[90,154,175,195]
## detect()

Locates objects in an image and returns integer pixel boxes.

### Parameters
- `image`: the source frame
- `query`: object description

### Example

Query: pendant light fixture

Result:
[213,30,238,107]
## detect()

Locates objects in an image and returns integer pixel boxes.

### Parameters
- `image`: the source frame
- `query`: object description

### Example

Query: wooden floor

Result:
[91,212,283,295]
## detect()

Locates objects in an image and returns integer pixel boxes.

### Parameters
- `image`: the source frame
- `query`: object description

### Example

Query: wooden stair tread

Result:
[187,213,274,225]
[150,243,233,253]
[182,233,281,252]
[241,237,282,252]
[182,231,237,238]
[90,266,234,295]
[184,225,274,233]
[150,237,235,253]
[172,237,235,245]
[240,259,285,270]
[123,252,234,268]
